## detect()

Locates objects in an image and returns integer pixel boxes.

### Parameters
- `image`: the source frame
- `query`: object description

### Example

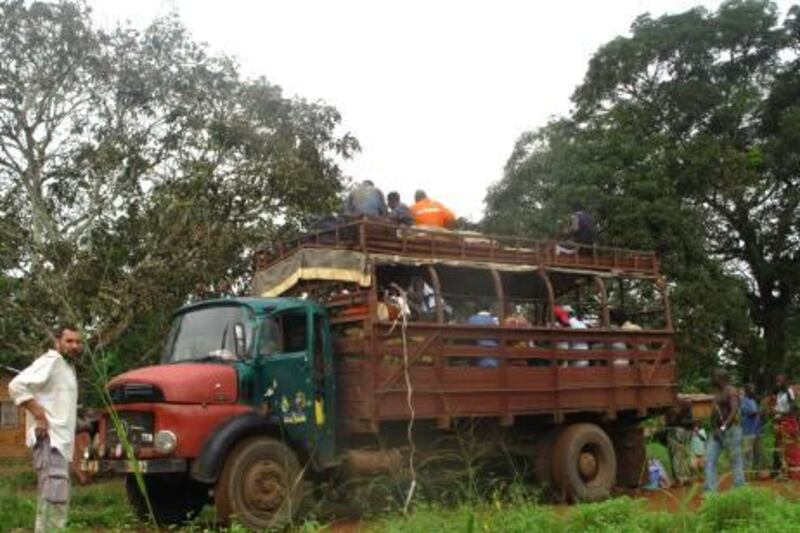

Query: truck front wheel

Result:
[215,436,306,530]
[126,473,208,526]
[552,423,617,502]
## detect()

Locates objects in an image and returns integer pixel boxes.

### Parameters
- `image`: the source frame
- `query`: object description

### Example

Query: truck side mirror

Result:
[234,323,247,358]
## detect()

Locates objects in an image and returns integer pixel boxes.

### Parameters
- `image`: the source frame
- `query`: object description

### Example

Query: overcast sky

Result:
[89,0,795,220]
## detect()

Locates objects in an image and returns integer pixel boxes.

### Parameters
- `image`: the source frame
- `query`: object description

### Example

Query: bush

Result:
[563,497,646,532]
[698,486,800,532]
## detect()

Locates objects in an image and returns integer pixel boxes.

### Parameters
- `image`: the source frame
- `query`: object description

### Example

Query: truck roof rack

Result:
[254,219,660,276]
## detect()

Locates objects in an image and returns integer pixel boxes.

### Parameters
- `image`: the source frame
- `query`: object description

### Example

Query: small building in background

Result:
[0,368,28,460]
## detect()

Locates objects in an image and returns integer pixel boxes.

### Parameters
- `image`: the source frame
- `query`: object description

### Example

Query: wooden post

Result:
[538,269,555,326]
[491,269,505,322]
[594,276,609,327]
[358,220,367,253]
[428,265,445,324]
[367,264,379,432]
[658,276,673,331]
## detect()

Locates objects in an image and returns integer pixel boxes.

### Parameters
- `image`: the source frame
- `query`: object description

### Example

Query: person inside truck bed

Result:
[554,305,590,367]
[409,190,456,228]
[609,308,631,366]
[467,302,500,368]
[503,303,532,328]
[406,277,452,321]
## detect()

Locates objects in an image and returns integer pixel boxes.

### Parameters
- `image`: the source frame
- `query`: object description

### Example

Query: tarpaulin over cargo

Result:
[253,249,373,297]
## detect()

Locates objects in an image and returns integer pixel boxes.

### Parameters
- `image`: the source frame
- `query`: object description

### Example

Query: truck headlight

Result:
[154,430,178,454]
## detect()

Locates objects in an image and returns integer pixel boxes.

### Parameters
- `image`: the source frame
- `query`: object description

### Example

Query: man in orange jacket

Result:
[409,190,456,228]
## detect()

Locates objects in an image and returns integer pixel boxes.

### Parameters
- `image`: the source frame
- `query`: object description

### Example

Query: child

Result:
[690,422,707,478]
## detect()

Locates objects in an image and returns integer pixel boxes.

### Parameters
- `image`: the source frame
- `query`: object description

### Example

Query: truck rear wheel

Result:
[552,423,616,502]
[215,436,306,530]
[126,473,208,526]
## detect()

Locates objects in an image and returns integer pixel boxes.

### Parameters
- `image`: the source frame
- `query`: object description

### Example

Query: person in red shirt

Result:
[409,190,456,228]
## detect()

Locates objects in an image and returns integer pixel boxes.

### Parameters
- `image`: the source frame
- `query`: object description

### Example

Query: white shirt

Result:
[568,317,590,350]
[776,388,796,415]
[8,349,78,459]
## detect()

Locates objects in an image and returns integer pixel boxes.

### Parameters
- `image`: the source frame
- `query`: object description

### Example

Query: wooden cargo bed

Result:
[334,321,676,435]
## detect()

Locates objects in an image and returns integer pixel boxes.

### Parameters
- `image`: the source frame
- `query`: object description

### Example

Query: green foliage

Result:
[2,467,800,532]
[0,1,358,377]
[485,1,800,386]
[698,487,800,531]
[377,487,800,532]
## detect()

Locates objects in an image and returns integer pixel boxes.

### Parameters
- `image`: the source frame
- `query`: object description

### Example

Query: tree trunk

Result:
[757,301,790,389]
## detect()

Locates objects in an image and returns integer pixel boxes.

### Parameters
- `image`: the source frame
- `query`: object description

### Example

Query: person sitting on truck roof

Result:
[409,190,456,228]
[555,204,595,255]
[567,205,595,246]
[345,180,388,217]
[387,191,414,225]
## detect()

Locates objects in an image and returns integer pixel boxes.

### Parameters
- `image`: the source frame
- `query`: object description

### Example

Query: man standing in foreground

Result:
[705,368,745,492]
[9,326,82,531]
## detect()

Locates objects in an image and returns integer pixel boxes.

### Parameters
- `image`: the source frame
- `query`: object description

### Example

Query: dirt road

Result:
[624,477,800,513]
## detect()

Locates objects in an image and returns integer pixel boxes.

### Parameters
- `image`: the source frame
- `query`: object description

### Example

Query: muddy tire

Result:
[552,423,616,502]
[126,473,208,526]
[215,436,306,530]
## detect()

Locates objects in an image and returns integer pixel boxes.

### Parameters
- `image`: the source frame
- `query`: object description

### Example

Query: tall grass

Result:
[2,467,799,531]
[378,487,800,532]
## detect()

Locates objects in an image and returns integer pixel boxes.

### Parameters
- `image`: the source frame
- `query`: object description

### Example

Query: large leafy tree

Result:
[0,1,358,369]
[486,0,800,385]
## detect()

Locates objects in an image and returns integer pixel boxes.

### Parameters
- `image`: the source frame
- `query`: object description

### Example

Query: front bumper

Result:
[80,458,188,475]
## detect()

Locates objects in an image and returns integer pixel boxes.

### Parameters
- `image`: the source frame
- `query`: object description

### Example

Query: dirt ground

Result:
[623,477,800,513]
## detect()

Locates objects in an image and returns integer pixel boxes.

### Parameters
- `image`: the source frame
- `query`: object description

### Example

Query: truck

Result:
[81,219,677,530]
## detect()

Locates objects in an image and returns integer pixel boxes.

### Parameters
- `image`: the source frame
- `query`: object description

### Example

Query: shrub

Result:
[563,497,645,532]
[698,486,800,532]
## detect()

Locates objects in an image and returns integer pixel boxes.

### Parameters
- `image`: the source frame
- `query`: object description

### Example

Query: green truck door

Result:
[261,307,335,465]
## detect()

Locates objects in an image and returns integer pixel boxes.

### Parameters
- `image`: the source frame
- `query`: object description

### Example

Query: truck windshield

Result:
[162,305,253,363]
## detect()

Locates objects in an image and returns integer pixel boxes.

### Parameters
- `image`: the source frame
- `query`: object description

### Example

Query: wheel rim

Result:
[242,460,287,516]
[577,444,602,485]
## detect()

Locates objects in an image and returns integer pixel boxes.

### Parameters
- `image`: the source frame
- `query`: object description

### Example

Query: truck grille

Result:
[106,411,155,455]
[108,383,164,404]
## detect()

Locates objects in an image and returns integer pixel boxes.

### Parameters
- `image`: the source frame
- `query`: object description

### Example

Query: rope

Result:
[388,287,417,514]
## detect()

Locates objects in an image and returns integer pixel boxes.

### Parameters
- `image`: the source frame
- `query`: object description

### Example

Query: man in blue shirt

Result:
[345,180,387,217]
[387,191,413,225]
[467,306,500,368]
[741,383,762,476]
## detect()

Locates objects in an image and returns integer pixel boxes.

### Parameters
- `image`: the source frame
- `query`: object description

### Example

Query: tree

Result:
[486,0,800,385]
[0,1,358,369]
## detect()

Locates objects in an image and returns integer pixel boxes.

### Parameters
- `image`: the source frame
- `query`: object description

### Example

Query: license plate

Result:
[79,459,149,473]
[124,461,148,473]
